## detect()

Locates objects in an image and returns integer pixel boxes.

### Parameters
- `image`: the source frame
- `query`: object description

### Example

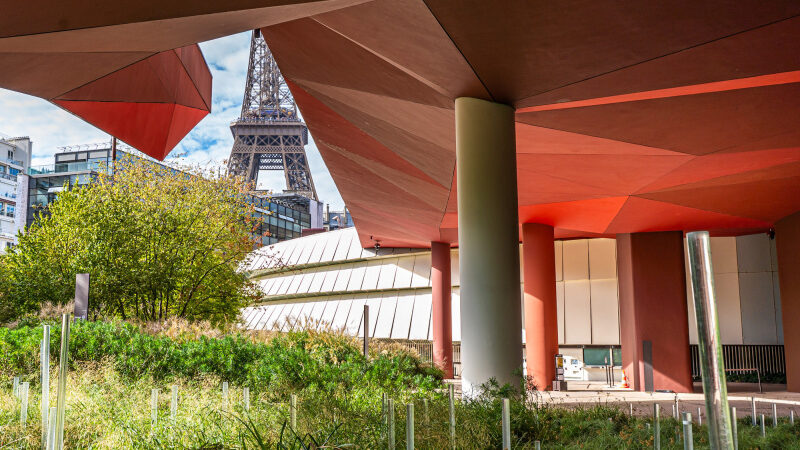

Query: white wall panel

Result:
[362,259,382,291]
[377,259,399,290]
[451,250,460,286]
[346,262,367,291]
[286,273,304,294]
[374,293,398,338]
[739,272,778,344]
[297,302,315,326]
[409,291,432,340]
[554,241,563,281]
[588,239,616,279]
[392,292,416,339]
[773,271,783,344]
[393,256,415,288]
[296,272,314,294]
[310,301,327,326]
[277,275,297,295]
[563,280,591,344]
[451,288,461,342]
[736,234,772,273]
[770,237,779,271]
[264,304,286,330]
[250,306,270,329]
[556,281,565,344]
[318,231,341,262]
[308,235,327,264]
[296,235,318,265]
[287,239,309,266]
[714,272,743,344]
[562,240,589,280]
[710,237,738,274]
[279,303,301,330]
[589,279,619,345]
[267,276,286,296]
[259,277,276,296]
[320,269,339,292]
[411,254,432,287]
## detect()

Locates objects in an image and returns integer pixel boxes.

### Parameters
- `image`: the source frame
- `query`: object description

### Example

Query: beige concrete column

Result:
[455,97,523,394]
[431,241,453,378]
[776,212,800,392]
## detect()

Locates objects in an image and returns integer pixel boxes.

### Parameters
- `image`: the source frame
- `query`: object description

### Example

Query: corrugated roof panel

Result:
[296,234,320,265]
[361,259,382,291]
[373,292,398,339]
[271,239,298,269]
[332,265,354,291]
[409,291,432,340]
[393,256,415,289]
[306,269,326,294]
[364,294,384,338]
[411,253,432,288]
[391,291,415,339]
[346,262,367,291]
[319,231,343,262]
[264,304,287,330]
[320,268,340,292]
[376,258,399,290]
[333,230,354,261]
[346,234,365,260]
[287,238,311,266]
[307,234,327,264]
[331,299,352,330]
[319,297,341,328]
[346,296,368,335]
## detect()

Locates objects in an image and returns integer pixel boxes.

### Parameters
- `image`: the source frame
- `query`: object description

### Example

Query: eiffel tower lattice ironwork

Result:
[227,30,317,200]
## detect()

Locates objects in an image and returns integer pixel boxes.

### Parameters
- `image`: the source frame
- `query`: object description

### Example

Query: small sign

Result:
[74,273,90,320]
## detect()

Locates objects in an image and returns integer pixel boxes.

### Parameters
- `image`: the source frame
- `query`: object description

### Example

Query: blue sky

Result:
[0,32,345,209]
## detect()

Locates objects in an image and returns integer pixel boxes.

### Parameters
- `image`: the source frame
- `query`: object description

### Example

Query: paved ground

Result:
[445,380,800,422]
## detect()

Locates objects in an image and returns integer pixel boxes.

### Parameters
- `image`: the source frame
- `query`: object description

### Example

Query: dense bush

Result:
[0,320,443,397]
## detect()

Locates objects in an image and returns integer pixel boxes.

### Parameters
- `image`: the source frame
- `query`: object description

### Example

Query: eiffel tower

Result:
[228,30,317,200]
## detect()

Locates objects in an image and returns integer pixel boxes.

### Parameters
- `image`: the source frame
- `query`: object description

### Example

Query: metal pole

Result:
[55,314,70,450]
[654,403,661,450]
[791,409,795,425]
[406,403,415,450]
[772,403,777,427]
[683,412,693,450]
[502,398,511,450]
[363,305,369,357]
[698,407,702,426]
[41,325,50,450]
[751,397,756,426]
[760,414,765,437]
[686,231,734,449]
[731,407,738,450]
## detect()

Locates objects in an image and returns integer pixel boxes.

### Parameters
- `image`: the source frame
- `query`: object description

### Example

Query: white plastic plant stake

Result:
[151,389,159,426]
[171,385,178,420]
[290,394,297,429]
[448,385,455,449]
[243,387,250,411]
[731,407,738,450]
[55,314,70,450]
[222,382,229,409]
[388,398,395,449]
[13,376,19,398]
[772,403,777,427]
[46,407,57,450]
[20,382,29,425]
[41,325,50,450]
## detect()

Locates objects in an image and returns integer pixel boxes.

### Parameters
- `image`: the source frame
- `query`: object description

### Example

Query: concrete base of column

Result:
[776,212,800,392]
[617,231,693,393]
[456,97,523,395]
[522,223,558,391]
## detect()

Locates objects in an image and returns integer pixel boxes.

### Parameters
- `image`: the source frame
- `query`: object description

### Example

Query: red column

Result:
[431,241,454,378]
[522,223,558,390]
[617,231,693,393]
[776,212,800,392]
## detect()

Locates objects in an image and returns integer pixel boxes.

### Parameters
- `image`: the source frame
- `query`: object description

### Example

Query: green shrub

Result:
[0,320,443,399]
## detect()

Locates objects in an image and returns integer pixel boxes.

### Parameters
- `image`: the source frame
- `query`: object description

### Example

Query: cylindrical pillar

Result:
[431,241,454,378]
[776,212,800,392]
[455,97,523,394]
[522,223,558,390]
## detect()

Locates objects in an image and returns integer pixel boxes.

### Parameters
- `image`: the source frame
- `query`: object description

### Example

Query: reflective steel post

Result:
[686,231,734,449]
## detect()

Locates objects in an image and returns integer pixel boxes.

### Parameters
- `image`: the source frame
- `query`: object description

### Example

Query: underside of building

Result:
[2,1,800,393]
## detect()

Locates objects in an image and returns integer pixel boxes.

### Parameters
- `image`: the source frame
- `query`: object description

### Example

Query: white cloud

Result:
[0,32,345,210]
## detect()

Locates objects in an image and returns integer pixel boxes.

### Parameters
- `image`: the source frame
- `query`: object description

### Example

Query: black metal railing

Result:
[690,344,785,379]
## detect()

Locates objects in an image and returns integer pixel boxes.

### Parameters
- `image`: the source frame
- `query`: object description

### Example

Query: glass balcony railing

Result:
[1,157,24,167]
[28,161,91,175]
[0,173,17,182]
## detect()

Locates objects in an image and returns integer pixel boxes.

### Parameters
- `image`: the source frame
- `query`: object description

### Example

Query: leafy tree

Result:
[0,155,263,324]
